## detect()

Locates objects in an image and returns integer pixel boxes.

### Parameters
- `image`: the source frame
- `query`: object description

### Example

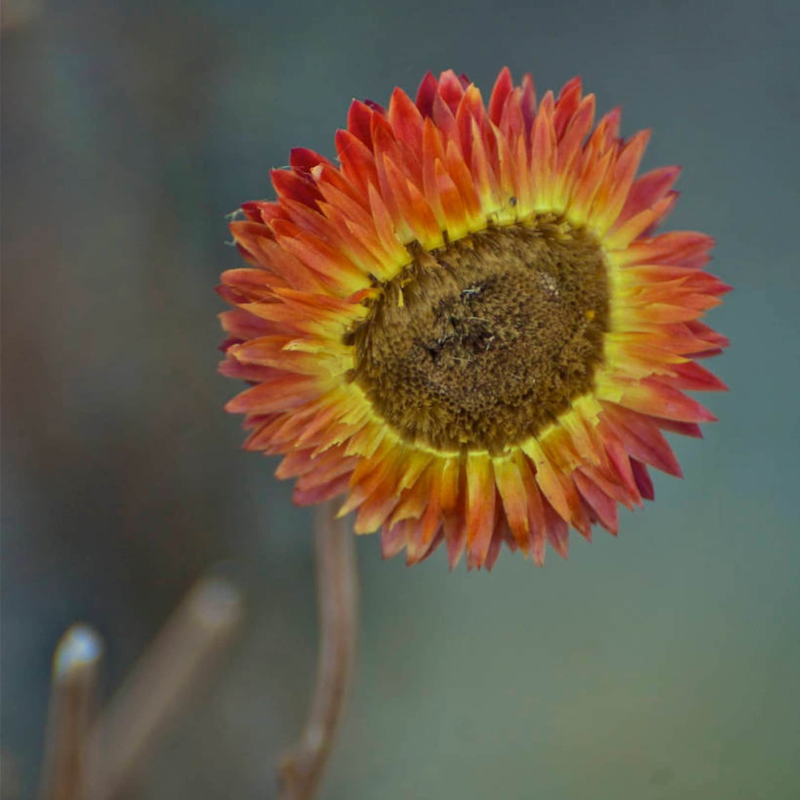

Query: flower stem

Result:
[278,503,359,800]
[39,625,103,800]
[86,578,242,800]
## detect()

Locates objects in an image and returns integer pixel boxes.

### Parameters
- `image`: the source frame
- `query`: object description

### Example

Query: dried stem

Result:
[39,625,104,800]
[86,577,243,800]
[277,503,359,800]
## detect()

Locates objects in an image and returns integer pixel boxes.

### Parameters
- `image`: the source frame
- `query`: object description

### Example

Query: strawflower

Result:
[218,67,729,570]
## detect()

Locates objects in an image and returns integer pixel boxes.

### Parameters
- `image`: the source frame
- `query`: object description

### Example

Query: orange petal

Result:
[466,453,496,569]
[494,457,530,550]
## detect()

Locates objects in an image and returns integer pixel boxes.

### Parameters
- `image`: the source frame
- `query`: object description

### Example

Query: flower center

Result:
[347,216,609,453]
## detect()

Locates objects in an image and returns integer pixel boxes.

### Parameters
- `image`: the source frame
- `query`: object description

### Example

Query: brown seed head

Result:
[347,216,609,453]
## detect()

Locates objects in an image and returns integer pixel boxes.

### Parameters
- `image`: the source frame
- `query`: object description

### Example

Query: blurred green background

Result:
[3,0,800,797]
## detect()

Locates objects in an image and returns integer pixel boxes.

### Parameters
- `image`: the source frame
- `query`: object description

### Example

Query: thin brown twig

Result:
[39,625,104,800]
[85,577,243,800]
[277,503,359,800]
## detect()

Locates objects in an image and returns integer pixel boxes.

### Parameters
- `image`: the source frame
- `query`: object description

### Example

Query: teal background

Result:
[3,0,799,797]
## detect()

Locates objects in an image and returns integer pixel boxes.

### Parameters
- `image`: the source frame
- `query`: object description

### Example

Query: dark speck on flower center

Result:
[345,216,609,453]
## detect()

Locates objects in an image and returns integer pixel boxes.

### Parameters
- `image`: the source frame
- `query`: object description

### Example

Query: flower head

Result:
[219,68,729,569]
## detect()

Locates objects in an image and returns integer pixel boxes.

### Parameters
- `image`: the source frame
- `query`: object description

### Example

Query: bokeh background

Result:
[3,0,800,797]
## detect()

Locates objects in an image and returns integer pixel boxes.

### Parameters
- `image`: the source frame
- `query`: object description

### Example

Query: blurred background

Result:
[3,0,800,797]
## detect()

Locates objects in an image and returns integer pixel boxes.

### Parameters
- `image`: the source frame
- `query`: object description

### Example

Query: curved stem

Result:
[278,503,359,800]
